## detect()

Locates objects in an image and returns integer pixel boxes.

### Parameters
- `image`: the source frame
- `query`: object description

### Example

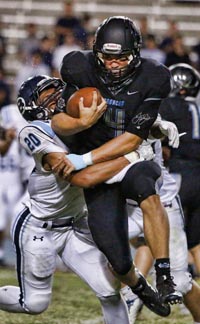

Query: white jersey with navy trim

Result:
[18,120,87,221]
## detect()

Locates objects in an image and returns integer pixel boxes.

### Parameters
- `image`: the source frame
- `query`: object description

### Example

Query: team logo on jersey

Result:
[131,112,153,126]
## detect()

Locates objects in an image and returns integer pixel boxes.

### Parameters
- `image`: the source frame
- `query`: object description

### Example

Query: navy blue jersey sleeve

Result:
[60,50,95,88]
[126,100,160,138]
[126,63,171,139]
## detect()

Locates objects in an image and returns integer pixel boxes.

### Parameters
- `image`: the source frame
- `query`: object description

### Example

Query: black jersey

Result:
[159,96,200,162]
[60,50,171,153]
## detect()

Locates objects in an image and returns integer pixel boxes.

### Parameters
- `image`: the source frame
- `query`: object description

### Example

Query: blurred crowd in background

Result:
[0,0,200,104]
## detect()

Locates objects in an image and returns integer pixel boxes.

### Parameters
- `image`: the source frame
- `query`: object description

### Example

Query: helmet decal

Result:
[103,43,122,53]
[17,97,26,115]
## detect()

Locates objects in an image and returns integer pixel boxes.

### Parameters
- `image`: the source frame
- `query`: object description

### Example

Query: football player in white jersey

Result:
[0,75,172,322]
[0,104,34,266]
[0,75,133,324]
[120,139,200,324]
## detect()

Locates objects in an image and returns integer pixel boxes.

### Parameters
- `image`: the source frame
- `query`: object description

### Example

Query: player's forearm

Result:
[91,131,142,163]
[52,113,90,136]
[69,156,130,188]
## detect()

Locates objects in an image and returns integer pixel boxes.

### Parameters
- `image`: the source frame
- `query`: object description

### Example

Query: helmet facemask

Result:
[96,52,138,85]
[35,88,63,119]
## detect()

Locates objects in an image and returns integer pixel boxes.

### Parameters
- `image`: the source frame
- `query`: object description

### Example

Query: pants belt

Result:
[163,202,172,208]
[42,218,74,229]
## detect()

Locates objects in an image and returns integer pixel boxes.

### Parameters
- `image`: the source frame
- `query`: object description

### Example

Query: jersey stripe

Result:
[13,207,31,306]
[31,121,56,138]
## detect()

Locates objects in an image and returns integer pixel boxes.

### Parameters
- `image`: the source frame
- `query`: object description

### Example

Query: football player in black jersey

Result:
[51,16,182,307]
[159,63,200,279]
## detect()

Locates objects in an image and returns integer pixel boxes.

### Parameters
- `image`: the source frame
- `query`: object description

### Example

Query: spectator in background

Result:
[0,73,10,109]
[138,16,155,49]
[141,34,166,64]
[81,12,98,34]
[191,41,200,71]
[15,48,50,93]
[54,0,87,47]
[17,23,40,64]
[0,18,6,69]
[0,123,16,266]
[159,19,180,54]
[164,34,191,67]
[0,100,34,266]
[52,29,82,77]
[37,35,55,74]
[85,30,95,50]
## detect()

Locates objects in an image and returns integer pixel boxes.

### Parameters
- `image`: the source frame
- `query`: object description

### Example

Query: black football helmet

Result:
[17,75,65,121]
[169,63,200,98]
[93,16,142,85]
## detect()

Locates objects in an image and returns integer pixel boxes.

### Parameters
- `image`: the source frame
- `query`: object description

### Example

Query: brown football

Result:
[150,125,165,139]
[66,87,103,118]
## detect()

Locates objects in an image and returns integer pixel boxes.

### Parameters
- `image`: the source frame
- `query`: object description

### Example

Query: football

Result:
[150,125,165,139]
[66,87,103,118]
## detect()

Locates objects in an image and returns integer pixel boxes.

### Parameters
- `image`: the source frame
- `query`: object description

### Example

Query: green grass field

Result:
[0,267,197,324]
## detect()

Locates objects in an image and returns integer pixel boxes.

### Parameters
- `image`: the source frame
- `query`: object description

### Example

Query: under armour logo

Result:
[33,236,44,241]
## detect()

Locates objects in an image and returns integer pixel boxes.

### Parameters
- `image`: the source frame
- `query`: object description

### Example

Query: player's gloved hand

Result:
[153,119,179,148]
[106,145,150,185]
[66,152,93,170]
[136,140,155,160]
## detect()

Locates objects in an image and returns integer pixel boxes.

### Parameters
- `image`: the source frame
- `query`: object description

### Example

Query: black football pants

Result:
[84,160,161,275]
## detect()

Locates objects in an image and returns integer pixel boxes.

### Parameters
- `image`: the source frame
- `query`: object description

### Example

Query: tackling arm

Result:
[90,131,142,163]
[43,153,130,188]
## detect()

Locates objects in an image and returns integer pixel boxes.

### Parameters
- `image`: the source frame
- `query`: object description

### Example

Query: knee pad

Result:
[172,271,193,295]
[26,239,56,279]
[25,292,51,314]
[122,161,161,205]
[31,251,56,278]
[112,258,133,276]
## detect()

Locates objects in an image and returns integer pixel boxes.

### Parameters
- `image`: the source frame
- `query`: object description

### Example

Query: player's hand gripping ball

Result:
[66,87,103,118]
